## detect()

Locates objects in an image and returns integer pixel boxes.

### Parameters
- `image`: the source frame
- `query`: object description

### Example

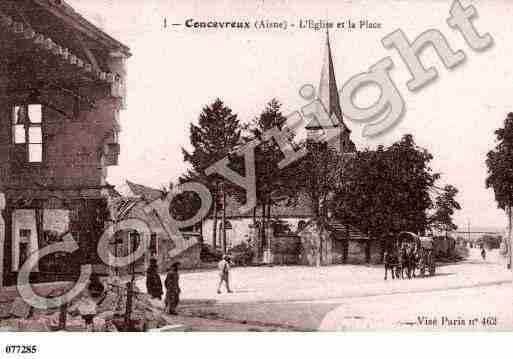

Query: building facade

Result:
[0,0,130,286]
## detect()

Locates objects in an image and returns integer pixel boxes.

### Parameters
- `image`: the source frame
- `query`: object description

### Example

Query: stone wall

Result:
[202,217,307,250]
[346,240,382,264]
[298,221,383,265]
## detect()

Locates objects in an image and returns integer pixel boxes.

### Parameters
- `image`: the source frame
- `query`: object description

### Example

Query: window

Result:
[19,229,31,243]
[129,231,140,252]
[12,104,43,163]
[150,233,158,257]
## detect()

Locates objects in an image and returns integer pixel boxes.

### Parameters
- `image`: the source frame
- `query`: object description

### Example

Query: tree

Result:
[297,141,344,218]
[167,182,203,232]
[286,140,344,265]
[246,99,300,259]
[429,185,461,237]
[486,112,513,269]
[181,99,242,251]
[334,134,440,262]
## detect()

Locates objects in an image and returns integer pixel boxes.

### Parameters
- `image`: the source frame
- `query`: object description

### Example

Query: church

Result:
[201,32,378,265]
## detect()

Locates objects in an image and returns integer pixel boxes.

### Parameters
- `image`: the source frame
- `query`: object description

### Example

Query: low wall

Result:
[346,240,382,264]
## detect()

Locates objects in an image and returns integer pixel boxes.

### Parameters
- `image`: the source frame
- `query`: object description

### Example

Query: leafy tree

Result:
[334,134,440,262]
[297,141,344,218]
[385,135,439,233]
[245,99,300,257]
[486,112,513,269]
[429,185,461,236]
[283,139,345,265]
[181,99,242,250]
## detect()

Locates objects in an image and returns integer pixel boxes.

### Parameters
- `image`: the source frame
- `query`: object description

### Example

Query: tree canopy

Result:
[486,112,513,210]
[333,134,442,238]
[429,184,461,234]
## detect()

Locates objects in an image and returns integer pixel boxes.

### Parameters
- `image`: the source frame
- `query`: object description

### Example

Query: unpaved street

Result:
[138,249,512,330]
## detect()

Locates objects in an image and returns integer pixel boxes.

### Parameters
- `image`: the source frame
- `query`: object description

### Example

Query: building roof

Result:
[306,31,350,133]
[0,0,129,84]
[125,181,165,202]
[218,193,313,219]
[327,220,370,241]
[31,0,131,56]
[298,219,371,242]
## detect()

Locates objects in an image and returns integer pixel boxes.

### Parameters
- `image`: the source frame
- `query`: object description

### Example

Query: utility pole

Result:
[221,181,227,254]
[467,218,471,244]
[124,232,137,330]
[212,181,218,250]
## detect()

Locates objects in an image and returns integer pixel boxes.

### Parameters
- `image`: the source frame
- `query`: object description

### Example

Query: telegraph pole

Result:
[467,218,471,244]
[124,232,137,330]
[221,181,227,254]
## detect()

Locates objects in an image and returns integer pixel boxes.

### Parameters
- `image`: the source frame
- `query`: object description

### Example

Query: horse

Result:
[397,246,409,279]
[405,246,417,279]
[383,250,398,280]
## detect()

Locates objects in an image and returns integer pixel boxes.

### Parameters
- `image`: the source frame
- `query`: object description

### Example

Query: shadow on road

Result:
[180,298,218,306]
[431,272,456,277]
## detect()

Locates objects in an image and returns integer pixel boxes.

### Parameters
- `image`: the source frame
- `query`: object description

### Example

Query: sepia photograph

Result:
[0,0,512,353]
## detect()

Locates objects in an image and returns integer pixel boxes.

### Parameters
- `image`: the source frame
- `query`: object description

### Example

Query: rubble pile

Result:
[0,277,170,332]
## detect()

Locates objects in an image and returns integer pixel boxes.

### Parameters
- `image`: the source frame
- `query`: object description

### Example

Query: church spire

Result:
[306,31,349,131]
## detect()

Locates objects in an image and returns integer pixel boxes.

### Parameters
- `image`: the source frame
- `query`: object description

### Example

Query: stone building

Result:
[0,0,130,286]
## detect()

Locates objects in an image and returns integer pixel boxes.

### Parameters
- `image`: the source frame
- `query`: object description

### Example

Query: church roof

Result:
[216,193,313,219]
[306,31,350,133]
[121,181,313,219]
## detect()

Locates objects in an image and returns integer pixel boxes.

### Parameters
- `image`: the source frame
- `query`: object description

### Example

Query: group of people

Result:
[146,260,181,315]
[146,254,234,315]
[383,242,428,280]
[67,254,233,331]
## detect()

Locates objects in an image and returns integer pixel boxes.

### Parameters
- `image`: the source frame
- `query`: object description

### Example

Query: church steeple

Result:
[306,31,349,132]
[306,31,355,154]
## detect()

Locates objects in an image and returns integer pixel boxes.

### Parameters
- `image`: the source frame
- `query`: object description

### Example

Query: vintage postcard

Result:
[0,0,512,344]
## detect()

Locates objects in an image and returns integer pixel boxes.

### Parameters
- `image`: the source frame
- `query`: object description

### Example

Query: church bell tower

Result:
[306,31,355,154]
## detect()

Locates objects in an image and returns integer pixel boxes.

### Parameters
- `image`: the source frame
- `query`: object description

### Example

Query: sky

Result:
[67,0,513,231]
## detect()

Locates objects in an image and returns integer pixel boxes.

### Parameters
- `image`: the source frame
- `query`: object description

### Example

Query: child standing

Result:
[70,291,97,331]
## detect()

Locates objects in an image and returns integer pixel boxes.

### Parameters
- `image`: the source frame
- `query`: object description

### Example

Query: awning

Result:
[398,231,419,242]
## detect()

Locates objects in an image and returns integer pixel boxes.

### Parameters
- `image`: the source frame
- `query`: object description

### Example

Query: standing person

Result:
[164,262,181,315]
[481,246,486,260]
[217,255,232,294]
[146,258,163,300]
